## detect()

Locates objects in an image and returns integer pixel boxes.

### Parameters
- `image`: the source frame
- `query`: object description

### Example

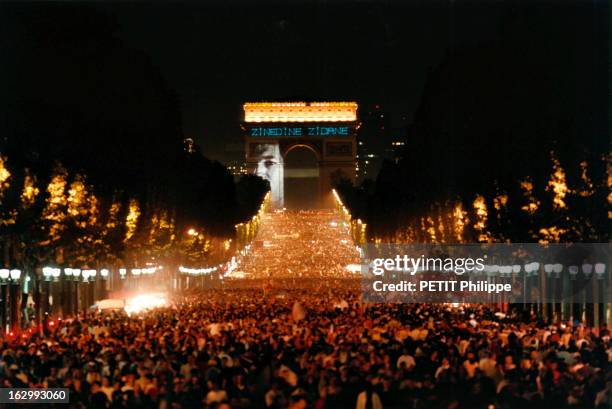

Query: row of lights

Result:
[332,189,367,248]
[179,265,218,276]
[0,269,22,281]
[119,267,160,279]
[244,102,358,107]
[183,192,266,278]
[382,263,607,279]
[37,266,161,281]
[42,267,110,281]
[244,102,358,123]
[235,192,270,230]
[223,192,269,279]
[483,263,606,279]
[332,189,351,222]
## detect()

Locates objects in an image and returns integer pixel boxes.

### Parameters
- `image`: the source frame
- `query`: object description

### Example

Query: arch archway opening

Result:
[283,145,320,209]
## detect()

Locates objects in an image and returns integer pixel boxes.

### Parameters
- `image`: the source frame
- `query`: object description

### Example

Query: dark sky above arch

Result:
[98,0,508,163]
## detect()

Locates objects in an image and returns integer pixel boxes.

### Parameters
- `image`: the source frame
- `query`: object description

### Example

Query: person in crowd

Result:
[0,281,609,409]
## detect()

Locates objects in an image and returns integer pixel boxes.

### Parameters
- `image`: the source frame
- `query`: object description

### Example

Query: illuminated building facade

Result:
[243,102,358,209]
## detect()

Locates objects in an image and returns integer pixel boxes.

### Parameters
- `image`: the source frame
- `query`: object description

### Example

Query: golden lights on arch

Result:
[244,101,358,123]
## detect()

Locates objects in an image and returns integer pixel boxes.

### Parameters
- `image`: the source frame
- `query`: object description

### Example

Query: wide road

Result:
[238,209,360,279]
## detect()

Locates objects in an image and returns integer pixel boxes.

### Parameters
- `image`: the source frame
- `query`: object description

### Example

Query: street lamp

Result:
[9,269,21,281]
[595,263,606,279]
[0,270,7,334]
[544,264,554,277]
[42,267,53,282]
[582,264,593,278]
[552,264,563,279]
[4,270,22,333]
[569,265,579,280]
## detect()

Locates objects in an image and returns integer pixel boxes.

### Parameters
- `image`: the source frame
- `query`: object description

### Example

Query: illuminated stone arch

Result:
[243,102,358,209]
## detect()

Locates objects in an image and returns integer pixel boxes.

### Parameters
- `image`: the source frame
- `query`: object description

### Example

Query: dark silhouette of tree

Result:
[0,3,269,269]
[339,1,608,242]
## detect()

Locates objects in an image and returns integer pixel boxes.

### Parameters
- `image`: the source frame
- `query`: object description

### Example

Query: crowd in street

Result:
[237,210,359,279]
[0,285,610,409]
[0,211,609,409]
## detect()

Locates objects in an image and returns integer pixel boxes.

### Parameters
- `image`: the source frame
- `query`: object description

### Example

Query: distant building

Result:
[226,160,248,180]
[356,104,407,181]
[356,105,390,181]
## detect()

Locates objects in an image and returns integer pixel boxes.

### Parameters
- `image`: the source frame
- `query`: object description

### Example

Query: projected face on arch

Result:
[253,143,283,207]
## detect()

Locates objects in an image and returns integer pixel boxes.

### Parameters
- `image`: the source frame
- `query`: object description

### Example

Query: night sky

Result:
[92,0,506,163]
[2,1,606,165]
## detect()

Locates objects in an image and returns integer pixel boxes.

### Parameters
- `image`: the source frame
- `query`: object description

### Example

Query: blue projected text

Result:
[249,126,350,137]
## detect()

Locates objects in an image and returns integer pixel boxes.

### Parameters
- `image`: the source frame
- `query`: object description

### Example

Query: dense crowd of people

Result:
[237,210,359,279]
[0,284,610,409]
[0,211,609,409]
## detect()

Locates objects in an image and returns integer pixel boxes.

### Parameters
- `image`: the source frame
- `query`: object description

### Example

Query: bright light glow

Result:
[0,269,9,280]
[179,265,217,275]
[124,293,168,315]
[82,269,95,279]
[244,101,358,123]
[345,264,361,274]
[227,270,247,279]
[141,267,155,274]
[100,268,109,277]
[10,269,21,280]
